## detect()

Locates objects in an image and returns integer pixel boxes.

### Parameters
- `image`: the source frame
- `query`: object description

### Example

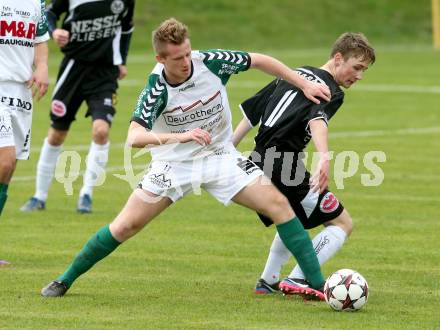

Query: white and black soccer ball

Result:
[324,268,369,311]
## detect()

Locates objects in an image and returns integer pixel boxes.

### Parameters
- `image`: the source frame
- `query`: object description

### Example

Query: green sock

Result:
[0,183,9,216]
[58,225,120,288]
[276,217,325,289]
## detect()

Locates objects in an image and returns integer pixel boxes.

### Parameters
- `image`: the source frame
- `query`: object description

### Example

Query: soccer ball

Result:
[324,269,369,311]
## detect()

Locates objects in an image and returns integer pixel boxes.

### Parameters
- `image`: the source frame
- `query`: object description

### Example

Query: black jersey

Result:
[241,66,344,152]
[46,0,134,64]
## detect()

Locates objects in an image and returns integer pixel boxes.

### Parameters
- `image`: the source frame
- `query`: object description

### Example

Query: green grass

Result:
[1,1,440,328]
[130,0,433,50]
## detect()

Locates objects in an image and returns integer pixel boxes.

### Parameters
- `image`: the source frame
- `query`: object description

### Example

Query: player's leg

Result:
[77,119,110,213]
[0,146,16,216]
[255,188,308,291]
[21,58,84,211]
[1,83,31,215]
[0,134,16,266]
[1,83,32,265]
[288,208,352,280]
[232,177,324,291]
[77,91,115,213]
[278,191,350,295]
[20,127,68,211]
[256,232,289,293]
[41,189,172,297]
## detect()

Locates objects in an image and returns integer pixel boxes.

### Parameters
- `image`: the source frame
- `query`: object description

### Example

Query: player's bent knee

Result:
[110,220,144,242]
[341,211,353,236]
[92,126,109,144]
[47,129,67,146]
[260,193,294,223]
[328,210,353,236]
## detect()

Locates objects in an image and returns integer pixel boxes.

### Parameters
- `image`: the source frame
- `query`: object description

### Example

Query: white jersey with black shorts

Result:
[131,50,264,204]
[0,0,49,159]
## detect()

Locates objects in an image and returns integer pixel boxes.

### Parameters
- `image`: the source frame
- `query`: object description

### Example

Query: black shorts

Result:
[50,57,119,131]
[250,149,344,229]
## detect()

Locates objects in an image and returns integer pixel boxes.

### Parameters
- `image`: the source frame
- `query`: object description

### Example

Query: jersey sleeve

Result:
[119,0,134,64]
[131,73,168,130]
[305,91,344,131]
[200,49,251,85]
[45,0,68,35]
[35,0,50,43]
[121,0,135,33]
[240,79,278,127]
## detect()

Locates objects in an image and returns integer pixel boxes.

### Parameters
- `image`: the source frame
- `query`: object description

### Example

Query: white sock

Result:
[261,232,291,284]
[79,141,109,198]
[34,138,62,201]
[289,225,347,279]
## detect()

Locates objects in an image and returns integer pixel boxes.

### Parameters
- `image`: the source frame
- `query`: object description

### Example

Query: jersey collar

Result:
[162,61,194,88]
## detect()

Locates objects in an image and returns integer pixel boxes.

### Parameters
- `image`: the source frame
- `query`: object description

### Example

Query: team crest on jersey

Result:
[51,100,67,117]
[319,192,339,213]
[111,0,125,14]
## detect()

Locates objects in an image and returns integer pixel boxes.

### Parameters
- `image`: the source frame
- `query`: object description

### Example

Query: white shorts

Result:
[0,82,33,160]
[139,148,264,205]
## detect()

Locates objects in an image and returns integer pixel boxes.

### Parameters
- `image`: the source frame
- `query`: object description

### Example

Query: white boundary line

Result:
[46,77,440,94]
[46,46,436,65]
[116,80,440,94]
[12,126,440,183]
[343,193,440,203]
[28,126,440,154]
[12,164,147,182]
[329,126,440,138]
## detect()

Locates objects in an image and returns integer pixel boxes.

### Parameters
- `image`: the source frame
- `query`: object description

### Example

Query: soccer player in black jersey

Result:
[232,32,375,295]
[21,0,134,214]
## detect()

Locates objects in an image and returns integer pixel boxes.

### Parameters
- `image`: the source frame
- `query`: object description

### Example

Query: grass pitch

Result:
[1,45,439,329]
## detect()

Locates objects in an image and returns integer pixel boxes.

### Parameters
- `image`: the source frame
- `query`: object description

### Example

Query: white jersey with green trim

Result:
[132,49,251,162]
[0,0,49,83]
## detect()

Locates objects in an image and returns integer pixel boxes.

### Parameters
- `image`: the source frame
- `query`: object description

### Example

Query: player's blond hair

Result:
[152,18,189,56]
[331,32,375,64]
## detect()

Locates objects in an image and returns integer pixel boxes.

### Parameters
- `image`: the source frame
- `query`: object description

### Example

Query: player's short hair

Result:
[152,18,189,56]
[331,32,375,64]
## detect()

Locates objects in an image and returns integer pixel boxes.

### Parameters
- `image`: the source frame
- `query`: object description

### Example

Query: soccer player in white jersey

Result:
[41,18,331,300]
[0,0,49,264]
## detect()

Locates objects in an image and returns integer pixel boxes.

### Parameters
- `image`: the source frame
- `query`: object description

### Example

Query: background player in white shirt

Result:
[0,0,49,264]
[41,18,332,300]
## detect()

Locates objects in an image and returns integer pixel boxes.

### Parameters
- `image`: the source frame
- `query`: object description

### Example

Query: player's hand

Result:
[179,128,211,146]
[118,65,127,80]
[310,157,330,193]
[27,64,49,100]
[302,79,331,104]
[52,29,70,47]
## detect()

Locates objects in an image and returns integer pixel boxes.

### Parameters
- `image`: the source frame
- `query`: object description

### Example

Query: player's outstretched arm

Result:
[127,122,211,148]
[249,53,330,104]
[232,118,253,147]
[309,119,331,193]
[28,42,49,100]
